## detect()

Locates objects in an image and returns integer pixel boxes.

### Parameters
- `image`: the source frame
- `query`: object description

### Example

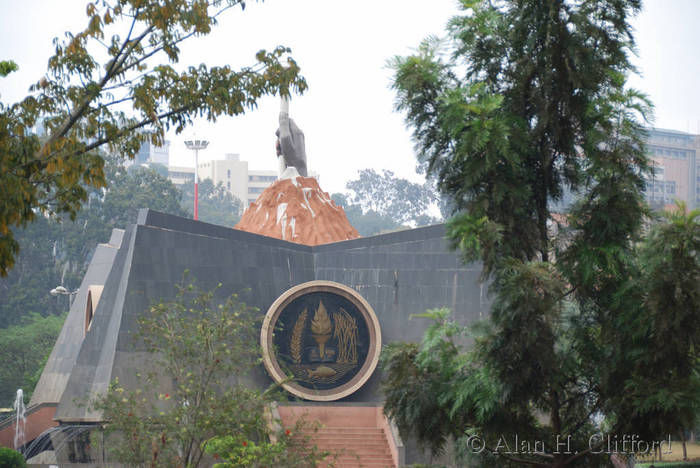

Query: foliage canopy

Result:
[91,279,329,468]
[0,0,306,276]
[382,0,698,467]
[0,313,65,406]
[180,178,243,226]
[0,447,27,468]
[332,168,442,236]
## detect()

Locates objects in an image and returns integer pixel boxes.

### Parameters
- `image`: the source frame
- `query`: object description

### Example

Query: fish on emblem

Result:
[307,365,337,378]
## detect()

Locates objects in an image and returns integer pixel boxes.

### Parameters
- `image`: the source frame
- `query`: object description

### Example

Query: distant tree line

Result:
[0,157,242,407]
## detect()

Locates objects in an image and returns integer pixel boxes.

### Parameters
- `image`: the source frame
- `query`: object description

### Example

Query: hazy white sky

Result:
[1,0,699,194]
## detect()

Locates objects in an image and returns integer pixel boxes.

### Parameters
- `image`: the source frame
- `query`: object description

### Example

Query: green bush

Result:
[0,447,27,468]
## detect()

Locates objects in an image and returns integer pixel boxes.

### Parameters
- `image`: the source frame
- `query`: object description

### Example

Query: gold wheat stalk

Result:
[333,312,347,363]
[348,313,357,363]
[290,308,307,364]
[333,308,358,364]
[349,318,357,363]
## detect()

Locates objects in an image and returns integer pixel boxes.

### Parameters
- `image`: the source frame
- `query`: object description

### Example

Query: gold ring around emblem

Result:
[260,280,382,401]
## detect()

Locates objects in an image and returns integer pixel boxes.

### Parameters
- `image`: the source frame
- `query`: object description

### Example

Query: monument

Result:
[261,280,382,402]
[3,100,489,466]
[276,97,308,178]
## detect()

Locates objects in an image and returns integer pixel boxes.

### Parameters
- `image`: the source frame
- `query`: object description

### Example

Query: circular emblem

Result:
[261,281,381,401]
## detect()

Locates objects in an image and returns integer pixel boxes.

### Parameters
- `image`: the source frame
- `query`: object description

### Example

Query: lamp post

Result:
[50,285,78,307]
[184,139,209,220]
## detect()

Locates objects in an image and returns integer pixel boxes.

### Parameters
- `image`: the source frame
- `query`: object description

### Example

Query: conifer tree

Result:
[380,1,700,466]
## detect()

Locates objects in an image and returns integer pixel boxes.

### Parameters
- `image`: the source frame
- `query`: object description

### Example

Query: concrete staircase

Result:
[313,425,395,467]
[278,405,401,468]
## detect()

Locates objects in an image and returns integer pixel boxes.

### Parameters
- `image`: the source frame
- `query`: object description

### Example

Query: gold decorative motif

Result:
[261,280,382,401]
[307,365,337,379]
[333,307,358,364]
[290,308,307,364]
[311,301,332,359]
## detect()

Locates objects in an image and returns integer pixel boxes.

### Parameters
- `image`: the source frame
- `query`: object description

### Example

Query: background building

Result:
[196,153,278,206]
[134,140,171,166]
[168,154,279,206]
[644,128,699,210]
[166,166,195,187]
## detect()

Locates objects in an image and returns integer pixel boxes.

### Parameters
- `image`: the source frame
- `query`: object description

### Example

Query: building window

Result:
[227,169,231,178]
[249,175,277,182]
[227,181,231,190]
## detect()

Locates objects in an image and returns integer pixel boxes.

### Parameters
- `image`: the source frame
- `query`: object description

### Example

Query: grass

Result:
[636,441,700,465]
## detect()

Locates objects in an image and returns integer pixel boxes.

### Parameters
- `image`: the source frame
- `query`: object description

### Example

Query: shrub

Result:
[0,447,27,468]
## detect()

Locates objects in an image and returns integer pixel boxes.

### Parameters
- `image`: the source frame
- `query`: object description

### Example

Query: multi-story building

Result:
[644,128,699,210]
[135,140,170,166]
[196,154,278,206]
[167,165,195,187]
[168,154,278,206]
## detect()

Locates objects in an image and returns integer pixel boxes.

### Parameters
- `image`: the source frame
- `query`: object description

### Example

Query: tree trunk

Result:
[681,431,688,460]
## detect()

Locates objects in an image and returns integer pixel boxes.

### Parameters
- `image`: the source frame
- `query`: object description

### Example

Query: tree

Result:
[0,159,190,402]
[0,447,27,468]
[0,60,18,78]
[346,169,439,226]
[380,0,684,466]
[0,215,65,329]
[0,0,306,276]
[0,159,187,327]
[613,202,700,444]
[91,279,329,468]
[180,178,243,227]
[330,192,402,236]
[103,165,188,223]
[0,313,65,406]
[203,425,333,468]
[331,168,441,236]
[56,157,187,279]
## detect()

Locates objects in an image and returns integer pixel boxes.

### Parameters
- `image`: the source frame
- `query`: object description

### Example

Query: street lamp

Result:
[184,139,209,220]
[50,285,78,307]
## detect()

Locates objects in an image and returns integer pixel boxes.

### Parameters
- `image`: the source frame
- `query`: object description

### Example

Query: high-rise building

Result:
[643,128,699,210]
[135,140,171,166]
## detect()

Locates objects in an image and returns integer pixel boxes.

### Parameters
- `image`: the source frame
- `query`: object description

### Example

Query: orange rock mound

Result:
[234,176,360,246]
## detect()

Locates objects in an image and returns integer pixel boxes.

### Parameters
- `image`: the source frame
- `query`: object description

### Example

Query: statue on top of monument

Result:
[275,97,308,178]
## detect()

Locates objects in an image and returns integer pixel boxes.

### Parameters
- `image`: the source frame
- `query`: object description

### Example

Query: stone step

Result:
[320,460,395,468]
[327,457,395,464]
[312,432,387,439]
[312,441,390,449]
[279,406,397,467]
[315,445,391,455]
[320,464,395,468]
[294,432,387,438]
[295,434,387,441]
[299,426,385,433]
[315,440,389,448]
[315,436,387,443]
[331,453,392,463]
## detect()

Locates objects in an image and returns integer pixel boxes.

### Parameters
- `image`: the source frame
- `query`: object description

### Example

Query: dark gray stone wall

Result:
[53,210,489,421]
[313,225,487,402]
